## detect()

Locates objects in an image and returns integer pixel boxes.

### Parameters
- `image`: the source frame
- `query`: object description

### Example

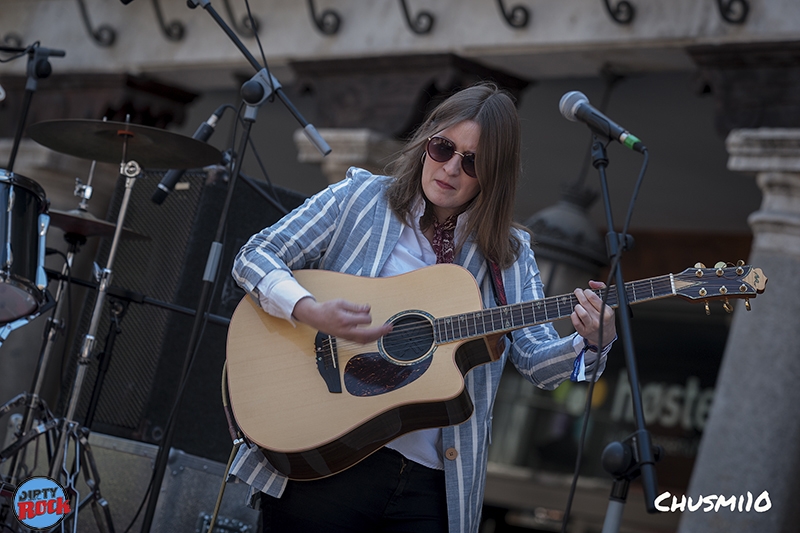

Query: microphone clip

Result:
[240,68,282,122]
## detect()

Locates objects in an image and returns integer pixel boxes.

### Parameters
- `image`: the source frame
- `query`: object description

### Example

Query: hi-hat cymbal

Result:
[27,119,222,169]
[49,209,150,241]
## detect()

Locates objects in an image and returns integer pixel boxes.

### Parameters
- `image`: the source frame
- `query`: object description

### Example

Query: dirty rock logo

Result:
[12,476,71,530]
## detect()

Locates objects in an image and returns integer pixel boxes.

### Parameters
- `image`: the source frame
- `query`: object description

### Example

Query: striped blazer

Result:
[229,167,604,533]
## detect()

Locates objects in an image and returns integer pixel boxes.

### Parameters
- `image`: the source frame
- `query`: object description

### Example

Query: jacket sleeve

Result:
[231,174,354,300]
[505,233,608,390]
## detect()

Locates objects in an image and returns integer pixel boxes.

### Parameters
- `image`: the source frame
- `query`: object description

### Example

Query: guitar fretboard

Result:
[434,274,676,344]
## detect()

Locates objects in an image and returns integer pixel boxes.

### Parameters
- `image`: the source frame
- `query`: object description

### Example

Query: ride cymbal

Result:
[27,119,222,169]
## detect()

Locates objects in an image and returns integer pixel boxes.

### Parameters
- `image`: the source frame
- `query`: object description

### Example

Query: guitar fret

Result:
[432,272,694,345]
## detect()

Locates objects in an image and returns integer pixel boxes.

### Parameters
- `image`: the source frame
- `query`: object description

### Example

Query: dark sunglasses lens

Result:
[461,154,477,178]
[427,137,454,162]
[426,137,478,178]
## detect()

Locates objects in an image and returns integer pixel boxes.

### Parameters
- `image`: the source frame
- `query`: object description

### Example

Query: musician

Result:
[230,82,616,533]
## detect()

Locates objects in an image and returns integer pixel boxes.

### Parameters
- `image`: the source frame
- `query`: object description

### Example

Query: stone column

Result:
[678,129,800,533]
[294,128,402,184]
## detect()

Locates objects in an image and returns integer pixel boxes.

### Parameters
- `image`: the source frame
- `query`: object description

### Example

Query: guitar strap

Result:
[488,261,514,349]
[488,261,507,307]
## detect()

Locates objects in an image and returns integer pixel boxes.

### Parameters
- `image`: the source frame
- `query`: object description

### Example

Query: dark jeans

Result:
[261,447,448,533]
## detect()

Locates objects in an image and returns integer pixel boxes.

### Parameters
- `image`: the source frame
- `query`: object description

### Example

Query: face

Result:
[421,120,482,221]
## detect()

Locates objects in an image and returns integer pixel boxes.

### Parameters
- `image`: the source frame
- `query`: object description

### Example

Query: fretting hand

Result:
[571,280,616,348]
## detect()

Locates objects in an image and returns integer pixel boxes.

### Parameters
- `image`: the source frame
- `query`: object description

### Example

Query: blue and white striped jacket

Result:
[230,167,605,533]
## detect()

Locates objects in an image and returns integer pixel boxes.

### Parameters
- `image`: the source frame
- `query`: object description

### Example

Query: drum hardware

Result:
[0,170,51,327]
[24,113,220,533]
[43,120,149,533]
[10,114,222,531]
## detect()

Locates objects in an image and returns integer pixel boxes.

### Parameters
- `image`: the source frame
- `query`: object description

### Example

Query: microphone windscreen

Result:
[559,91,589,122]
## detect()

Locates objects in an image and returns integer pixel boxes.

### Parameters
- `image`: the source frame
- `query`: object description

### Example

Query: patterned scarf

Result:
[431,214,458,264]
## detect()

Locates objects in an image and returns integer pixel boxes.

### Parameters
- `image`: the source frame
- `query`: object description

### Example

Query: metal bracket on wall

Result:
[75,0,117,47]
[307,0,341,35]
[603,0,636,24]
[222,0,260,37]
[399,0,434,34]
[716,0,749,24]
[2,33,23,48]
[152,0,186,41]
[497,0,530,29]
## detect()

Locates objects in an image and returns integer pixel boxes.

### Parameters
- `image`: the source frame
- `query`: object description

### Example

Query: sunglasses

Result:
[425,136,477,178]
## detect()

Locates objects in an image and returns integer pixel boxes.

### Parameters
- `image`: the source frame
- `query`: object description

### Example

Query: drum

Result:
[0,169,49,324]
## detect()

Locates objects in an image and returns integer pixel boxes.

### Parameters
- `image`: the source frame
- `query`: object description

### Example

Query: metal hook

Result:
[399,0,434,34]
[75,0,117,47]
[497,0,530,28]
[307,0,341,35]
[602,0,636,24]
[716,0,749,24]
[222,0,260,37]
[152,0,186,41]
[2,33,23,48]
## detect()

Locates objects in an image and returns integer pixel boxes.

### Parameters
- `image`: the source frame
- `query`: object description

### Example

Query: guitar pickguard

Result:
[344,352,432,396]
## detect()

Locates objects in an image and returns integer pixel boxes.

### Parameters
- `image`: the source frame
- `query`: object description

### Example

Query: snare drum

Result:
[0,169,49,324]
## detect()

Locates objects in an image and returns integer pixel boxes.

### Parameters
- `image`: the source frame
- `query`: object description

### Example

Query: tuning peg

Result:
[744,298,751,311]
[714,261,727,269]
[704,301,710,315]
[737,260,745,266]
[723,298,733,313]
[694,262,706,269]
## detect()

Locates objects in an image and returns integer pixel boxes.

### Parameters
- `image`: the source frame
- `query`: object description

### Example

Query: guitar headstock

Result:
[673,261,767,314]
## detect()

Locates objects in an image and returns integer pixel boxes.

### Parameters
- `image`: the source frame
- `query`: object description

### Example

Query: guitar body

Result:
[226,264,494,481]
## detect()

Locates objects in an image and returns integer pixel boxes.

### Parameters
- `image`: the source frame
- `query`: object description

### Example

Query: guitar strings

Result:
[328,277,677,351]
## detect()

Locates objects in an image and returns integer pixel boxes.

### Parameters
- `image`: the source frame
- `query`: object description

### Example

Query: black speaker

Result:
[63,170,307,462]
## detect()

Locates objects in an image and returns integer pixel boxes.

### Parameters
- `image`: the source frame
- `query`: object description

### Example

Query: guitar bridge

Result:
[315,332,342,393]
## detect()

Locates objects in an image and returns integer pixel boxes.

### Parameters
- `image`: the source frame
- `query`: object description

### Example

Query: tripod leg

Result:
[77,429,114,533]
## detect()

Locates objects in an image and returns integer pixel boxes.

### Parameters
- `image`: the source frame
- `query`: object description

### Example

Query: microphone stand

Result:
[589,136,660,530]
[3,43,65,172]
[139,2,330,531]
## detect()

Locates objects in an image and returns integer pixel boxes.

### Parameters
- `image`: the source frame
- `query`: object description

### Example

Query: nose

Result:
[443,153,463,176]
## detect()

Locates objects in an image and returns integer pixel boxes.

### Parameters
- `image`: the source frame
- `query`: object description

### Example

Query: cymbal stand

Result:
[47,126,143,532]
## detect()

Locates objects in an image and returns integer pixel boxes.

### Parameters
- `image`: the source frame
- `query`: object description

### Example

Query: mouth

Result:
[434,179,455,190]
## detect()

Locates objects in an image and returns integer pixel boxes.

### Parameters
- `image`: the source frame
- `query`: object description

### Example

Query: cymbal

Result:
[27,119,222,169]
[49,209,151,241]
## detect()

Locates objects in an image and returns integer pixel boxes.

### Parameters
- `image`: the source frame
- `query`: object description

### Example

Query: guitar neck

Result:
[434,273,675,344]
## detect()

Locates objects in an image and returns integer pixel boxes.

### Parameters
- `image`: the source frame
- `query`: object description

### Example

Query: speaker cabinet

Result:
[62,170,306,463]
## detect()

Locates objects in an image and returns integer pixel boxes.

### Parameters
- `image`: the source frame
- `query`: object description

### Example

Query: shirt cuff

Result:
[570,333,615,382]
[255,270,314,324]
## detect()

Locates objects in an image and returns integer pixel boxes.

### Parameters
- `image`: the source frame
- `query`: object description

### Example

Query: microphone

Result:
[559,91,645,153]
[151,106,226,205]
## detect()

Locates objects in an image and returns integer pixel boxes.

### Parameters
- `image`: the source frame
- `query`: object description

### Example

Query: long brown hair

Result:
[385,82,525,269]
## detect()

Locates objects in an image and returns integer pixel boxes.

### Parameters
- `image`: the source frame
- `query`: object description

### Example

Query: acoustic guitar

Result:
[226,262,766,480]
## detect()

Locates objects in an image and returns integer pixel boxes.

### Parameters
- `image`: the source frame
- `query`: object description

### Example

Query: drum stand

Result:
[1,231,84,486]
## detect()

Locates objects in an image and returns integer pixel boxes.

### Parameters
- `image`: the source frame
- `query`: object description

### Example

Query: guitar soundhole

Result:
[380,311,435,365]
